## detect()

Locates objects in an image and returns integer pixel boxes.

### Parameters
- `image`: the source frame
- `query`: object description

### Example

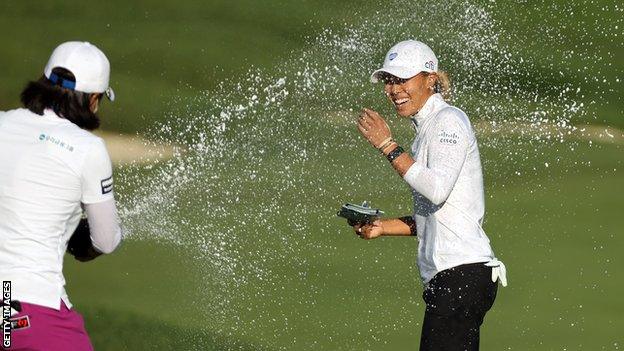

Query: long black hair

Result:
[20,67,101,130]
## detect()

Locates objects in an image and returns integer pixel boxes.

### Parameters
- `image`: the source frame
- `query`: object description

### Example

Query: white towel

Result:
[485,258,508,287]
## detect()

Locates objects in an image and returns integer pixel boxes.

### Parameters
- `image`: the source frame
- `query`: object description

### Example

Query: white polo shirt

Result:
[0,108,114,310]
[403,94,499,284]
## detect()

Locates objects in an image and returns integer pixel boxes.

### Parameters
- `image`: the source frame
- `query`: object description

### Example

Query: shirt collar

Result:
[43,108,60,118]
[42,108,70,122]
[410,93,446,129]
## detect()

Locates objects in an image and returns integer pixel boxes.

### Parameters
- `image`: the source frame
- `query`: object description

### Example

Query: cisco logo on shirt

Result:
[438,130,460,145]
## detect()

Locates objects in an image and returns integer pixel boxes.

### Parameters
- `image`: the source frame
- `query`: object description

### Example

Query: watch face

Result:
[387,146,404,162]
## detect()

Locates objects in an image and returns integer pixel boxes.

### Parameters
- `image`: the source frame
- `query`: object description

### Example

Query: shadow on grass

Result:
[81,306,271,351]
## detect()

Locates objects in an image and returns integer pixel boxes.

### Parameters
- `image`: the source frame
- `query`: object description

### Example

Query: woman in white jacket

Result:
[354,40,506,350]
[0,41,122,351]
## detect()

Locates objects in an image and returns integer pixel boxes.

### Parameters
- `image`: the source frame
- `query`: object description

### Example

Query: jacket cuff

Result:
[403,162,422,186]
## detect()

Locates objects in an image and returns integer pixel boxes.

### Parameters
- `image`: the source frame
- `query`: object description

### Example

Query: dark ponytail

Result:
[20,67,101,130]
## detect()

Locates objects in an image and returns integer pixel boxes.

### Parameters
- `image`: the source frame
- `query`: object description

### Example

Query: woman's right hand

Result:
[353,220,384,240]
[357,108,392,150]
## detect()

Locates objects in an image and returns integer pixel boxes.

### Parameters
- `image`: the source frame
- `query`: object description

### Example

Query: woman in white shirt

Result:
[0,42,122,351]
[353,40,506,350]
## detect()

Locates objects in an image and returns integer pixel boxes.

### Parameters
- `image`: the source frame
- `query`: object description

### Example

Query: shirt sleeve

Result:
[84,199,123,254]
[402,108,471,205]
[81,138,114,204]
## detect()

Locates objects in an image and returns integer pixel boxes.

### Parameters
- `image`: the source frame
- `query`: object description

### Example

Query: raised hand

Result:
[357,108,392,149]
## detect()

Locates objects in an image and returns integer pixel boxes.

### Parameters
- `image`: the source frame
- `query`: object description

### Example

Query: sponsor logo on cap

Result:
[388,52,398,61]
[425,61,435,71]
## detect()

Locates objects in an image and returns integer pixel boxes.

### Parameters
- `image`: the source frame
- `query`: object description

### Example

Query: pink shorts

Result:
[2,300,93,351]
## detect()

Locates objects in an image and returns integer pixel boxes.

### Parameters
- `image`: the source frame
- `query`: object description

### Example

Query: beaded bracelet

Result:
[377,137,394,152]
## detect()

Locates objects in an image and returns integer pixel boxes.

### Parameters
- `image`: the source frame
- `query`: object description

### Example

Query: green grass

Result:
[1,1,621,132]
[480,145,623,350]
[0,0,373,133]
[486,1,623,128]
[61,134,623,350]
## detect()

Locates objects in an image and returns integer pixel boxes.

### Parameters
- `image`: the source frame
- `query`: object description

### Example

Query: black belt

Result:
[1,300,22,312]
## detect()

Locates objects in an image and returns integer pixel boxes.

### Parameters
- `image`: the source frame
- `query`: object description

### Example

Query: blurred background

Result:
[1,1,622,350]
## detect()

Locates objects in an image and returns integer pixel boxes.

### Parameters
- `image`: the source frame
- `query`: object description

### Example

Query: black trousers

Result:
[420,262,498,351]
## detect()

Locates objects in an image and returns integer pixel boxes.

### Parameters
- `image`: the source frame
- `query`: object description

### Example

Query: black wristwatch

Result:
[386,145,404,162]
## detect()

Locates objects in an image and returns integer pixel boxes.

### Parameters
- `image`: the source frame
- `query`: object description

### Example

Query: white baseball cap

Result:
[44,41,115,101]
[370,40,438,83]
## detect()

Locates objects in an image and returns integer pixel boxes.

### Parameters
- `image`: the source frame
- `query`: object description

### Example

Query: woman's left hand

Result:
[357,108,392,149]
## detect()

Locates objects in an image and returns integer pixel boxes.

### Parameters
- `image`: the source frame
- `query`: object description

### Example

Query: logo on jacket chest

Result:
[38,133,75,152]
[437,130,460,145]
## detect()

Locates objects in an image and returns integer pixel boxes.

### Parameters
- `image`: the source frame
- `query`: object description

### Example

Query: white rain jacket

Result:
[0,108,123,310]
[403,94,506,286]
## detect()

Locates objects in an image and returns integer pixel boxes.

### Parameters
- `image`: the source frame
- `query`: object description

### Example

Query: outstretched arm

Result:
[85,199,123,254]
[67,199,123,262]
[72,137,123,261]
[352,216,416,240]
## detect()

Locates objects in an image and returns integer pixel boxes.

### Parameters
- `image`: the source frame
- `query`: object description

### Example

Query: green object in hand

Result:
[337,202,384,225]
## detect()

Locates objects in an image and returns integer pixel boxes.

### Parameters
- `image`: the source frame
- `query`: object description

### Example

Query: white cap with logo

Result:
[44,41,115,101]
[370,40,438,83]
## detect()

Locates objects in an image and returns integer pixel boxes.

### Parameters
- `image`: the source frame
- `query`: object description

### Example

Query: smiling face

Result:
[382,72,437,117]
